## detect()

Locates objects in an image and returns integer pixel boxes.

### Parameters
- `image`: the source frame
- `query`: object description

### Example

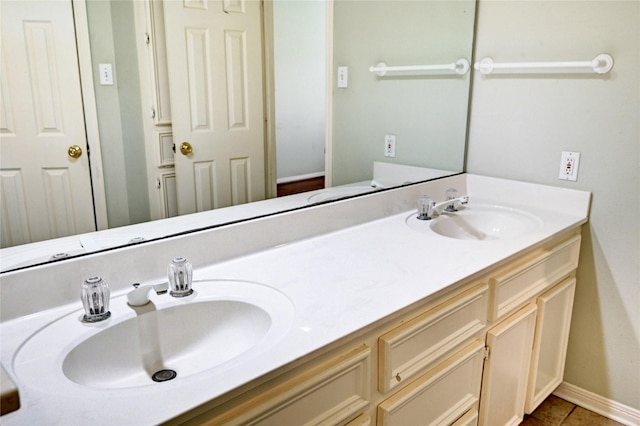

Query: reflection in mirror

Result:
[331,0,474,185]
[0,0,476,273]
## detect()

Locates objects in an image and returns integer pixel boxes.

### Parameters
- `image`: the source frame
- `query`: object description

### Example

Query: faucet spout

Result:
[433,196,469,214]
[127,282,169,307]
[416,190,469,221]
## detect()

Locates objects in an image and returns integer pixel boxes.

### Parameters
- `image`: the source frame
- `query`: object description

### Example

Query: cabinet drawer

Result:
[488,234,580,321]
[346,413,372,426]
[201,345,371,426]
[377,341,485,426]
[379,283,488,393]
[453,409,478,426]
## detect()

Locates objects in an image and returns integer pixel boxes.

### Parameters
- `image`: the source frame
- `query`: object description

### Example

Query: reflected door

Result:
[0,0,96,248]
[164,0,266,215]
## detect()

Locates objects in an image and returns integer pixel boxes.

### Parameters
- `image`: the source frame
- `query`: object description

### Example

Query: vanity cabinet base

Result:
[177,229,581,426]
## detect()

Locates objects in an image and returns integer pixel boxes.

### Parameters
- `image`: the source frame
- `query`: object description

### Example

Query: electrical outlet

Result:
[559,151,580,181]
[384,135,396,158]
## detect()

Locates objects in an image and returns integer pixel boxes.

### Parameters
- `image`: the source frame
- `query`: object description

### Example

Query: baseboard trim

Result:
[553,382,640,426]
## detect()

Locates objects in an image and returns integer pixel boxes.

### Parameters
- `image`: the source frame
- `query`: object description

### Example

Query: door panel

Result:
[479,303,537,426]
[164,0,266,215]
[0,0,96,248]
[525,278,576,413]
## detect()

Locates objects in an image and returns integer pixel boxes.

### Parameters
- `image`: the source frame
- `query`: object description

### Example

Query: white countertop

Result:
[0,174,590,425]
[0,163,453,273]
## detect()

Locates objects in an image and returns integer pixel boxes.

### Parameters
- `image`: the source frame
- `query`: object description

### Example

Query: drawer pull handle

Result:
[396,373,402,382]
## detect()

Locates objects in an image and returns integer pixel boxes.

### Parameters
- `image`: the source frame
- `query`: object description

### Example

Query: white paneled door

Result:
[164,0,266,215]
[0,0,96,248]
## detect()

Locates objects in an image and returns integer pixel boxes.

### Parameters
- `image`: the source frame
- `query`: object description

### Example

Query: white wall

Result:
[468,0,639,411]
[273,0,326,180]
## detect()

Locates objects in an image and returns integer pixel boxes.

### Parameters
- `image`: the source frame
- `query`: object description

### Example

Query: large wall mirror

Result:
[0,0,476,273]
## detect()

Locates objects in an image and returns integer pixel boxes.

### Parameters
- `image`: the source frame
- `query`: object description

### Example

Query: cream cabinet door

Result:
[525,277,576,413]
[479,303,537,426]
[163,0,266,215]
[0,0,96,247]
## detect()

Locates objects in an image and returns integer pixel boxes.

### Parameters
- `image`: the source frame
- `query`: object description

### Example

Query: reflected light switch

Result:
[99,64,114,86]
[337,66,348,88]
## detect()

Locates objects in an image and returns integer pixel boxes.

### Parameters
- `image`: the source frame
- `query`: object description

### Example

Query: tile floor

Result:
[520,395,624,426]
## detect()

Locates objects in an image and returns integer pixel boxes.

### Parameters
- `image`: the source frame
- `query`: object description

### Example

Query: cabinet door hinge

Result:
[484,346,490,360]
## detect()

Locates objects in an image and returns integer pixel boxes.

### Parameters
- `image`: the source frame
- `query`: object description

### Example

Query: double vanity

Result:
[0,174,590,425]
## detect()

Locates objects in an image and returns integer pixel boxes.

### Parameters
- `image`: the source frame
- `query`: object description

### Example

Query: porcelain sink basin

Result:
[13,280,295,390]
[407,204,543,240]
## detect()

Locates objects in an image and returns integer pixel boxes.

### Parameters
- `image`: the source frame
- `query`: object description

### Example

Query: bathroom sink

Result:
[13,280,295,390]
[407,204,543,240]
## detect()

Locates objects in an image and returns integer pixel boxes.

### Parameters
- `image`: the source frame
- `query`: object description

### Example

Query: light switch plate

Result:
[337,66,348,88]
[99,64,114,86]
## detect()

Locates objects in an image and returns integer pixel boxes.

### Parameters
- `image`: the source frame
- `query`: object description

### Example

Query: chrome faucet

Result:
[417,188,469,220]
[433,196,469,215]
[127,282,169,307]
[127,257,194,306]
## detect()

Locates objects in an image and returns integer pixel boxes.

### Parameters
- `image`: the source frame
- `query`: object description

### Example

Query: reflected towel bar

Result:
[474,54,614,75]
[369,58,470,76]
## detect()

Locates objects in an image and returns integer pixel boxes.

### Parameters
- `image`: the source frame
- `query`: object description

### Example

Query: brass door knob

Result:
[68,145,83,159]
[180,142,193,155]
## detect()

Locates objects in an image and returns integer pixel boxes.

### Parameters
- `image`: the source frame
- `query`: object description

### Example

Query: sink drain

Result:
[152,369,177,382]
